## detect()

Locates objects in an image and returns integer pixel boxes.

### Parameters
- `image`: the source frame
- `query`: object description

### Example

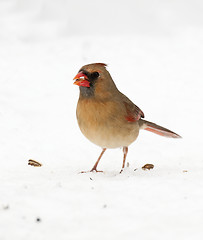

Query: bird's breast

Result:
[76,98,139,148]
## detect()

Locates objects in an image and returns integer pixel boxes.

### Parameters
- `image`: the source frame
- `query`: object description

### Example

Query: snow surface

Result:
[0,1,203,240]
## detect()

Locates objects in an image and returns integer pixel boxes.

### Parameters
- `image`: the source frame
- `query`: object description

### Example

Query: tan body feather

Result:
[76,97,140,148]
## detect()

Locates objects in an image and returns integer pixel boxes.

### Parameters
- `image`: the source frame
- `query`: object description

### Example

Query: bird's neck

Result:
[79,86,95,98]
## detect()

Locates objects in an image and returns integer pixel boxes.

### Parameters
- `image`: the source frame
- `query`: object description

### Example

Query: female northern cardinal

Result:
[73,63,181,173]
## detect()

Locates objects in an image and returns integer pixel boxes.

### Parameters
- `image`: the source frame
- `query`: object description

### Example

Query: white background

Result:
[0,0,203,239]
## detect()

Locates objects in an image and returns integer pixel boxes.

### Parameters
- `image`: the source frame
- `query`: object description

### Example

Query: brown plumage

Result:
[73,63,181,173]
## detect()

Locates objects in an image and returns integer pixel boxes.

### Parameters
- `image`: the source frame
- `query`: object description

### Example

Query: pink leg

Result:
[90,148,106,172]
[120,146,128,173]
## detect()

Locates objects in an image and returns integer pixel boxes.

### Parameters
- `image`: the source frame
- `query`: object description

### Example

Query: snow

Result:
[0,1,203,239]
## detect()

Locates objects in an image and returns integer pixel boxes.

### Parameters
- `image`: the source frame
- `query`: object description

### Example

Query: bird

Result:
[73,63,181,173]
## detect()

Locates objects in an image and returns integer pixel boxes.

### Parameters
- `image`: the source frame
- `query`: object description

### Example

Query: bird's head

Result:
[73,63,118,98]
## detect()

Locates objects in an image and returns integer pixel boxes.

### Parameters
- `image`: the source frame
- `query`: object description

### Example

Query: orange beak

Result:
[73,72,90,87]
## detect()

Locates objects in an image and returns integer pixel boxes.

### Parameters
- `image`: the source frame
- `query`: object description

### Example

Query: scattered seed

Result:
[36,218,41,222]
[28,159,42,167]
[3,205,9,210]
[142,164,154,170]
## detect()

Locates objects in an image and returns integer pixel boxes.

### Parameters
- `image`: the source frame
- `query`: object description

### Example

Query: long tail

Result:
[139,119,181,138]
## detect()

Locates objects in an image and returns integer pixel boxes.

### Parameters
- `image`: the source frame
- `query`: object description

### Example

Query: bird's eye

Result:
[91,72,100,79]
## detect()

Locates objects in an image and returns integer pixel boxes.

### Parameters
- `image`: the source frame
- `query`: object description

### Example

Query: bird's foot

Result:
[119,168,124,174]
[90,168,103,173]
[79,169,103,174]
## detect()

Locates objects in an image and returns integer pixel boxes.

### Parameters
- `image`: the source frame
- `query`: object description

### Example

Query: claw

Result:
[90,169,103,173]
[79,169,103,174]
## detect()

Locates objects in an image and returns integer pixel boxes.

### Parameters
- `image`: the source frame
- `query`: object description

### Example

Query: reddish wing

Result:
[124,101,144,122]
